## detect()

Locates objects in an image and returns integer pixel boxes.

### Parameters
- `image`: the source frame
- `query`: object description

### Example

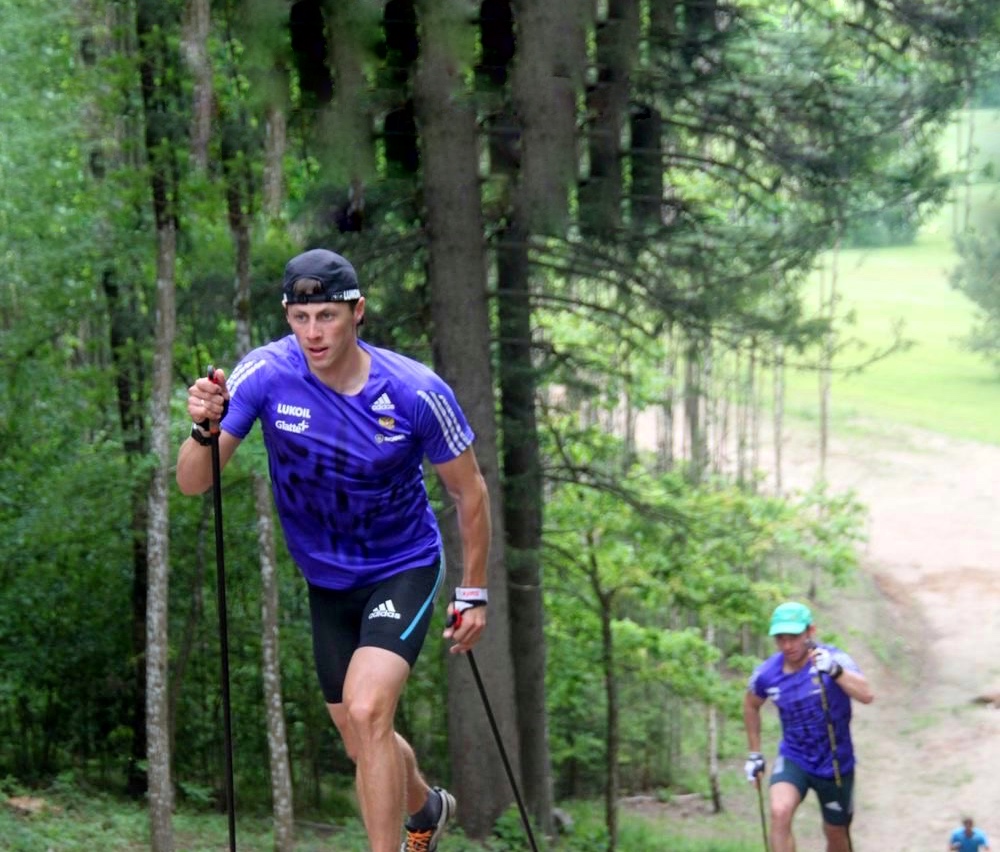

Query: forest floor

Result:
[627,413,1000,851]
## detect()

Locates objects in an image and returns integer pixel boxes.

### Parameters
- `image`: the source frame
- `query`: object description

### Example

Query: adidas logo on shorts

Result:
[369,599,401,620]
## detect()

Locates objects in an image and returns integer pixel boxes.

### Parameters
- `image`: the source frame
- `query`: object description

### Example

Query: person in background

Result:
[743,601,874,852]
[950,816,991,851]
[177,248,491,852]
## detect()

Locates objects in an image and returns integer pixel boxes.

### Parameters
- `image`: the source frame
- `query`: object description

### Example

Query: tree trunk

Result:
[182,0,212,170]
[705,623,722,813]
[255,476,295,852]
[579,0,640,237]
[82,0,150,797]
[963,96,974,233]
[818,230,840,484]
[145,221,178,852]
[263,103,287,219]
[229,161,296,850]
[772,341,785,496]
[510,0,588,234]
[497,218,554,834]
[657,324,676,471]
[137,0,185,845]
[630,103,664,229]
[491,0,593,831]
[481,0,558,831]
[101,266,151,799]
[168,506,206,751]
[593,578,619,852]
[684,336,706,484]
[737,344,758,489]
[414,0,520,837]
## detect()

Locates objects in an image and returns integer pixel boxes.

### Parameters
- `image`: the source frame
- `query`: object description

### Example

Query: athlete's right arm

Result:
[743,690,766,752]
[176,370,242,495]
[177,430,242,494]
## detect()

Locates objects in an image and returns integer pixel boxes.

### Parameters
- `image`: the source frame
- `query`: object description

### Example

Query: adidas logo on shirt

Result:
[369,599,401,620]
[371,393,395,411]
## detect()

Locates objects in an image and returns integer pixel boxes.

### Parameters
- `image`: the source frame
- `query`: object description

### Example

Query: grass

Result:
[0,786,770,852]
[780,109,1000,446]
[0,788,370,852]
[782,232,1000,445]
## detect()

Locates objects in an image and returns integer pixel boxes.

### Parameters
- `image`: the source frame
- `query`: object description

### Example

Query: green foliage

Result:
[540,418,867,800]
[951,224,1000,373]
[486,806,549,851]
[0,0,992,843]
[778,483,867,586]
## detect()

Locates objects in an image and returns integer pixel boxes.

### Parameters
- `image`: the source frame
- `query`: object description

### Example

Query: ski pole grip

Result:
[203,366,226,435]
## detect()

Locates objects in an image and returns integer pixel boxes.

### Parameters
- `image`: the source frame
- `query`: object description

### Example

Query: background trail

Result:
[776,417,1000,851]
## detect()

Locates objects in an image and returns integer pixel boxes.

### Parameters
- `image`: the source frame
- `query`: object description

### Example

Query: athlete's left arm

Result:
[835,666,874,704]
[435,448,491,652]
[435,448,490,587]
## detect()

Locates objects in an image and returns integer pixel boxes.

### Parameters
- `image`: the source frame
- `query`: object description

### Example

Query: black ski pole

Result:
[447,609,538,852]
[465,650,540,852]
[206,366,237,852]
[812,648,853,852]
[755,776,768,852]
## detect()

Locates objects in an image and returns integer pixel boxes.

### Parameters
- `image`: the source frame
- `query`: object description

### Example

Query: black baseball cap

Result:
[282,249,362,305]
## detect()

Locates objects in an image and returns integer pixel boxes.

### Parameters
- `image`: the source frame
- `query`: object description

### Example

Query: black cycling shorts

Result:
[307,558,444,704]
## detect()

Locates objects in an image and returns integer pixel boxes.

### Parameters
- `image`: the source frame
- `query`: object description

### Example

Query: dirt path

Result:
[775,418,1000,851]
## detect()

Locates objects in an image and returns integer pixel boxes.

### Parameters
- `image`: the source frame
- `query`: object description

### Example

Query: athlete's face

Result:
[285,299,364,371]
[773,626,814,669]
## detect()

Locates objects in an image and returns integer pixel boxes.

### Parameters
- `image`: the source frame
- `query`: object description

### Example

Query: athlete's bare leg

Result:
[328,646,421,852]
[396,729,432,815]
[769,781,802,852]
[822,821,852,852]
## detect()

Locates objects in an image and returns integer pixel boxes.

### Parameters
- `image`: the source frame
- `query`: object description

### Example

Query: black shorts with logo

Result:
[770,753,855,827]
[307,558,444,703]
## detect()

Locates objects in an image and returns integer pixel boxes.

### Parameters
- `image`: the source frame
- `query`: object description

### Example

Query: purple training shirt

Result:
[222,336,475,590]
[747,644,861,777]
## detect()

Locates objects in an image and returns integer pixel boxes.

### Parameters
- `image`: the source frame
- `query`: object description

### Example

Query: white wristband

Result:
[455,586,488,603]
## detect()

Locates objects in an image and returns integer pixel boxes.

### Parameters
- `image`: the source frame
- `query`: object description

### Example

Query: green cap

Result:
[768,601,812,636]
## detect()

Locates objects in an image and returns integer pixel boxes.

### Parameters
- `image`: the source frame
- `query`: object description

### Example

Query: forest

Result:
[1,0,998,850]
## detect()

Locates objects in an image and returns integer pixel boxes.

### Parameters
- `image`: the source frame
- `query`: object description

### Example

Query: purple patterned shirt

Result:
[747,644,861,777]
[222,337,475,590]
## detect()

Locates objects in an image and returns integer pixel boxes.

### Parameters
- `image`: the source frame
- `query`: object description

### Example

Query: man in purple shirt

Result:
[743,601,874,852]
[178,249,491,852]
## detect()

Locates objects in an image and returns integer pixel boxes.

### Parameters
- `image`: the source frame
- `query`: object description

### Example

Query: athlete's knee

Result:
[769,795,799,828]
[770,804,796,830]
[344,691,396,741]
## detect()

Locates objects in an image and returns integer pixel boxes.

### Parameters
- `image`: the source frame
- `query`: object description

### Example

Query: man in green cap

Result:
[743,601,874,852]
